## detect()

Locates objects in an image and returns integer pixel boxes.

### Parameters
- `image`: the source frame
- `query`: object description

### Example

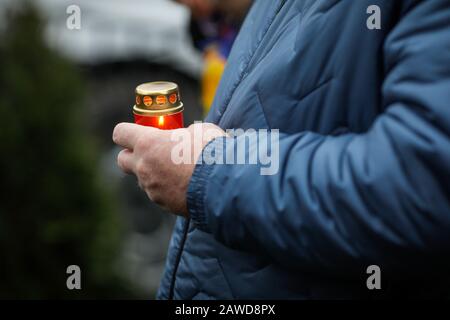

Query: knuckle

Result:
[148,179,161,190]
[112,131,119,145]
[112,123,124,143]
[117,151,126,170]
[151,193,164,206]
[135,160,147,177]
[117,154,123,169]
[135,136,149,152]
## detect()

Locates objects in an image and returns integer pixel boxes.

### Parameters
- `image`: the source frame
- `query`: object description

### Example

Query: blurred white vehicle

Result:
[1,0,203,77]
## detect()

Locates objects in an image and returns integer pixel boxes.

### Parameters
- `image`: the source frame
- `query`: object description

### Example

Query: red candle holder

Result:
[133,82,184,130]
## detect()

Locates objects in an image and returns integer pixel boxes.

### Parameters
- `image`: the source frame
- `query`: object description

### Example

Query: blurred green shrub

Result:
[0,4,135,299]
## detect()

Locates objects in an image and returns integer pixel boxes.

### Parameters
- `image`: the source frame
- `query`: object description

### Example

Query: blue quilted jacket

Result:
[157,0,450,299]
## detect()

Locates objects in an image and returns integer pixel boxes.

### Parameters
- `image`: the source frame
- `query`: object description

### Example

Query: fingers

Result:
[117,149,135,174]
[113,122,154,149]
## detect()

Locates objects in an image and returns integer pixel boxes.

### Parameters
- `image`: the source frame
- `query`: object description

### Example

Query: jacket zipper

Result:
[167,0,288,300]
[168,217,190,300]
[277,0,288,14]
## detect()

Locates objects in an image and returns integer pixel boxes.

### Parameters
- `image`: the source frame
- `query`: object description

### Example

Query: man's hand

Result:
[112,122,225,217]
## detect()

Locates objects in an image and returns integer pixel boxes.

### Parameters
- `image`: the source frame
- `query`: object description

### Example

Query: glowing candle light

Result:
[133,82,184,130]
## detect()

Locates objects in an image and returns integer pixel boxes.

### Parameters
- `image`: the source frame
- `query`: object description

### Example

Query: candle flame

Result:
[158,116,165,127]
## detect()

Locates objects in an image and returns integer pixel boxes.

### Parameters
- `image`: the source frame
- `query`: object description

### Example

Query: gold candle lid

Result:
[133,81,184,116]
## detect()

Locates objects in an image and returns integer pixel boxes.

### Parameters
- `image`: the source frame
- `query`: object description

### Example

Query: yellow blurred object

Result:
[201,46,226,116]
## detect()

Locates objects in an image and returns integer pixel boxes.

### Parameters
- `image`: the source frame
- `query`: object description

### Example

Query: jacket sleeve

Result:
[187,0,450,275]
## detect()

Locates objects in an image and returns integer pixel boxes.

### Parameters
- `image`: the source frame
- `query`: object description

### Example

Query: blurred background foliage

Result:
[0,5,137,298]
[0,0,241,299]
[0,0,206,299]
